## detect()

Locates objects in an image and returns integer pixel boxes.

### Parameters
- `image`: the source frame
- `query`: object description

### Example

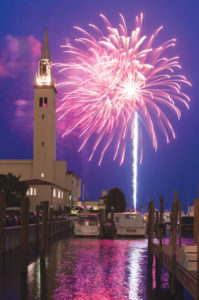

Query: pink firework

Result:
[56,13,191,165]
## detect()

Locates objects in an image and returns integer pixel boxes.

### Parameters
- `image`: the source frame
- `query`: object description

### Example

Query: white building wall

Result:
[28,184,69,211]
[66,173,72,192]
[28,185,51,211]
[66,172,81,206]
[54,161,67,188]
[77,178,81,201]
[0,160,33,180]
[33,86,56,182]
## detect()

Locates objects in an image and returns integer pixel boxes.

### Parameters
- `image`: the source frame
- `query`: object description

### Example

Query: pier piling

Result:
[0,193,5,262]
[49,207,53,239]
[178,200,182,246]
[36,205,40,243]
[40,201,49,259]
[170,191,178,295]
[194,199,199,245]
[21,197,29,258]
[148,201,153,264]
[197,199,199,300]
[99,209,106,238]
[147,201,154,295]
[159,195,163,248]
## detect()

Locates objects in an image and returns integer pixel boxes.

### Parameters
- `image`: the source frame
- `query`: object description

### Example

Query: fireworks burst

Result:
[56,13,191,166]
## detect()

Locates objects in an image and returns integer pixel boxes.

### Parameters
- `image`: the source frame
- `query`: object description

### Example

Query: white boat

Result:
[113,212,146,237]
[73,213,100,236]
[181,205,194,232]
[179,245,197,271]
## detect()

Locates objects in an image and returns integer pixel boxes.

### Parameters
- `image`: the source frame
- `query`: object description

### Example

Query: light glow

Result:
[132,113,138,210]
[35,74,51,86]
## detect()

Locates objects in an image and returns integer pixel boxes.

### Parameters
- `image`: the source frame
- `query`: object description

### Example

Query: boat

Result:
[73,213,100,236]
[181,205,194,232]
[162,210,171,231]
[179,245,197,271]
[113,212,146,237]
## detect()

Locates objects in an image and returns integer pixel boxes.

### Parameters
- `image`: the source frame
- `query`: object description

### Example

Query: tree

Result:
[0,173,28,207]
[106,187,126,213]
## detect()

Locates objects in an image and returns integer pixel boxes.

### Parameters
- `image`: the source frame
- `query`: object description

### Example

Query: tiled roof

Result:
[22,179,70,192]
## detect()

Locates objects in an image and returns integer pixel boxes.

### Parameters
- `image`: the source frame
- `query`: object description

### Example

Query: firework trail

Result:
[56,13,191,166]
[132,112,138,210]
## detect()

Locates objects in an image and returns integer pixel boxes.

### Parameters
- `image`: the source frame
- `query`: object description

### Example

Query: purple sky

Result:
[0,0,198,211]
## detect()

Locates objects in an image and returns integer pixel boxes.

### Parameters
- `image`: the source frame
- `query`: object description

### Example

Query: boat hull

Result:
[116,227,146,237]
[74,225,100,237]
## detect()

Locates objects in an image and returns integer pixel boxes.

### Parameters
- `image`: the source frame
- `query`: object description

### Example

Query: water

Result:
[0,236,194,300]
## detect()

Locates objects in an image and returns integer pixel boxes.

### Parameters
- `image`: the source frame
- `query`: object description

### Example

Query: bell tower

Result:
[33,26,57,182]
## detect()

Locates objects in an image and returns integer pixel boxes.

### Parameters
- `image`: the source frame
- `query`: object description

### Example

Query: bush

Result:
[106,187,126,213]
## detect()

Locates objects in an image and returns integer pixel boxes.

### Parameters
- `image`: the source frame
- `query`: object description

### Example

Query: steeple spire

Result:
[41,25,51,60]
[35,26,56,88]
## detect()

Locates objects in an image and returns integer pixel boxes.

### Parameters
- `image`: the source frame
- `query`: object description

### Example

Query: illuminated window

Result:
[58,190,61,198]
[41,173,44,178]
[61,191,64,199]
[26,187,37,196]
[44,97,48,107]
[53,188,56,197]
[39,97,48,108]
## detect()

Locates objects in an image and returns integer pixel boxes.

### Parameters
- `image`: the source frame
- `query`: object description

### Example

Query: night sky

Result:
[0,0,198,212]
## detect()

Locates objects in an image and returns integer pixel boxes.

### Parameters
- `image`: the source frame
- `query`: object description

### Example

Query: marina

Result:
[0,236,194,300]
[0,192,197,299]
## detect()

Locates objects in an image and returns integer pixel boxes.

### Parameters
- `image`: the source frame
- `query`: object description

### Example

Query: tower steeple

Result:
[35,26,55,87]
[41,25,51,60]
[33,27,56,182]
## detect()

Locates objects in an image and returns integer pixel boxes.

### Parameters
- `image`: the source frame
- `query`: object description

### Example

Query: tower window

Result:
[43,64,46,74]
[42,141,44,146]
[39,97,48,107]
[39,97,43,107]
[44,97,48,107]
[42,114,45,119]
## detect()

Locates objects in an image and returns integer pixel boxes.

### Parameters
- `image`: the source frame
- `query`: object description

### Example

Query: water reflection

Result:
[54,239,150,300]
[0,237,194,300]
[128,247,144,299]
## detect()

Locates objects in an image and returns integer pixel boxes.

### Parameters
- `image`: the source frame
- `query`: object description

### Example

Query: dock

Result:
[148,194,199,300]
[153,244,197,298]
